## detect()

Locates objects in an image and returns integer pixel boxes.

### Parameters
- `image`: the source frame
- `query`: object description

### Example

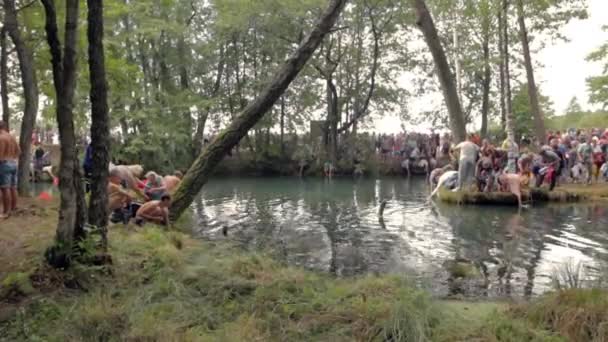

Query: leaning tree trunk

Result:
[4,0,40,196]
[516,0,545,143]
[169,0,348,221]
[87,0,111,239]
[500,0,515,139]
[41,0,86,266]
[411,0,466,142]
[0,28,9,127]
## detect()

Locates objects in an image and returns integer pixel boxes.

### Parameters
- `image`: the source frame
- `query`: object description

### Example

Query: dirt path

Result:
[0,197,57,282]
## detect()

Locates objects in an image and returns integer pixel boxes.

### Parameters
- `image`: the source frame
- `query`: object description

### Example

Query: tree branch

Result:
[339,0,382,133]
[17,0,36,12]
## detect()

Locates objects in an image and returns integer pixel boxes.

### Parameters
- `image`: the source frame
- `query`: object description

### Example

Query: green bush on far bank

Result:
[546,111,608,132]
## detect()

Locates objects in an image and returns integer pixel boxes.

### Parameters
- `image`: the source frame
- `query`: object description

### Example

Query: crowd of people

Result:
[426,128,608,207]
[83,143,184,226]
[0,120,183,224]
[3,118,608,219]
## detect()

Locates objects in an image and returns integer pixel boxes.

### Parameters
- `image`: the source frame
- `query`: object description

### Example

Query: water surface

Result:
[194,177,606,297]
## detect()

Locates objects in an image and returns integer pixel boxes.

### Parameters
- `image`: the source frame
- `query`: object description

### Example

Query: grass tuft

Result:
[515,289,608,342]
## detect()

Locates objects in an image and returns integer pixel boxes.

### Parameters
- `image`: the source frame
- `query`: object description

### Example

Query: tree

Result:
[516,0,545,143]
[586,26,608,110]
[479,0,492,138]
[0,27,8,126]
[41,0,87,267]
[411,0,466,142]
[3,0,39,196]
[564,96,583,114]
[512,83,554,140]
[87,0,111,240]
[499,0,515,139]
[169,0,348,221]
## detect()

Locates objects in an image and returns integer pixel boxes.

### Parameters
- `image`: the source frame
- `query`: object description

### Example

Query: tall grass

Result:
[2,227,608,341]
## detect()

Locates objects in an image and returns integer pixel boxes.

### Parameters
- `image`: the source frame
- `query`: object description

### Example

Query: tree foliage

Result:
[586,25,608,110]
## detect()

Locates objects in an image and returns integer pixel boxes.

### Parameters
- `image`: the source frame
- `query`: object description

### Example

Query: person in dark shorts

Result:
[0,121,20,219]
[33,143,46,182]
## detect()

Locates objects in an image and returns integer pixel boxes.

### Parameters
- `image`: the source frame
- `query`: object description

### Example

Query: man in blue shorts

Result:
[0,121,20,219]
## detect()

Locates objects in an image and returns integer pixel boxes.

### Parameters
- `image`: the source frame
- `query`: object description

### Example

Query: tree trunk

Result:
[4,0,40,196]
[280,95,285,156]
[516,0,545,143]
[169,0,347,221]
[87,0,111,239]
[480,4,491,139]
[500,0,515,139]
[193,44,224,157]
[41,0,85,266]
[177,36,194,162]
[497,9,506,131]
[327,78,339,163]
[412,0,466,142]
[0,28,9,127]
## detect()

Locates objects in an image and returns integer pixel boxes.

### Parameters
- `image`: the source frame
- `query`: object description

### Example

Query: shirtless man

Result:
[163,171,183,194]
[108,168,133,211]
[135,194,171,226]
[0,121,20,219]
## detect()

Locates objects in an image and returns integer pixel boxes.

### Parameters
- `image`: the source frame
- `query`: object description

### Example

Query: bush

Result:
[516,289,608,342]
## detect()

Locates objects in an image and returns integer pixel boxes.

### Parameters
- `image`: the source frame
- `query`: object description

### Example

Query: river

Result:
[191,177,608,298]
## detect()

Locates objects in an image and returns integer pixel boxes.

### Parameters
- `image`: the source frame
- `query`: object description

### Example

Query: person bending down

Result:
[108,168,133,211]
[163,171,183,194]
[498,173,523,208]
[135,194,171,226]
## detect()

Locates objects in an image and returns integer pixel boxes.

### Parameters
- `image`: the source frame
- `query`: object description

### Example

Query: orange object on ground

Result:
[38,191,52,201]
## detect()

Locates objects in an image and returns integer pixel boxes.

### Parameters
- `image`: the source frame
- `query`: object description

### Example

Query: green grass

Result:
[1,224,606,341]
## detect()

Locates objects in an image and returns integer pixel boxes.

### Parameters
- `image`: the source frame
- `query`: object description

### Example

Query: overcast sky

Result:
[537,0,607,113]
[376,0,608,133]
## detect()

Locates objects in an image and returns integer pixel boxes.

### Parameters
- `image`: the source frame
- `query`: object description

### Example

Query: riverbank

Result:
[439,183,608,205]
[1,199,607,341]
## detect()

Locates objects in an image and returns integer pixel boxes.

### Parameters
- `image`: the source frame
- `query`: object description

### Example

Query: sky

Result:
[537,0,607,113]
[376,0,608,134]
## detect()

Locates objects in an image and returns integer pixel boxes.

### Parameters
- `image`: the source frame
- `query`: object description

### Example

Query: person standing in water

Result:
[0,121,20,219]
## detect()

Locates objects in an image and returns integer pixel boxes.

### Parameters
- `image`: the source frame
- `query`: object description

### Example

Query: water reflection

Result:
[191,177,608,297]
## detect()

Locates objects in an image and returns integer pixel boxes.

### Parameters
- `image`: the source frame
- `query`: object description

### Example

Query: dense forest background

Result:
[2,0,606,173]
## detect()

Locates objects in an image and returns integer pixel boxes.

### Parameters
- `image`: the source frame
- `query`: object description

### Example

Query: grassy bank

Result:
[1,201,607,341]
